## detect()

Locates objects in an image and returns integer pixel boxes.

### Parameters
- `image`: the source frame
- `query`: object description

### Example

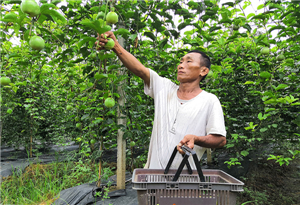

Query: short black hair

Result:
[187,50,211,82]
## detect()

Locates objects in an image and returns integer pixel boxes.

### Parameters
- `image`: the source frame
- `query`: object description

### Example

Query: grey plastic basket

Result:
[132,168,244,205]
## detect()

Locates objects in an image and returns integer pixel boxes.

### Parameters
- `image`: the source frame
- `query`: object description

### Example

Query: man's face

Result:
[177,52,203,83]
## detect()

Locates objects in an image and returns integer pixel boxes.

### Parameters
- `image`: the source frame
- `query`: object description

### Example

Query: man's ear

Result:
[199,67,209,77]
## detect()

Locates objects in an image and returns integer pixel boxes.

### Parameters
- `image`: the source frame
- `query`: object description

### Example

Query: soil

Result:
[236,158,300,205]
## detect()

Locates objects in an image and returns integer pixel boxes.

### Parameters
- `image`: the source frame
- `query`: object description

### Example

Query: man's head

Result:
[188,50,211,82]
[177,50,211,83]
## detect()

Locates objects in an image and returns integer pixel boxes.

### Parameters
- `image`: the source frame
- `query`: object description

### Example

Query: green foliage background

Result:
[1,0,299,169]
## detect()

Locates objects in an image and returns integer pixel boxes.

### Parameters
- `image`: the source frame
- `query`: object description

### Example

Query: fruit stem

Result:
[29,19,35,37]
[104,0,109,20]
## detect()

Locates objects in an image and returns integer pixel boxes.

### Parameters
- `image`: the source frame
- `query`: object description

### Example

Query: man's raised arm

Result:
[96,31,150,87]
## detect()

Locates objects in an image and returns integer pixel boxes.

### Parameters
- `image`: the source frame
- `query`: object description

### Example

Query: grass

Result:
[0,158,114,205]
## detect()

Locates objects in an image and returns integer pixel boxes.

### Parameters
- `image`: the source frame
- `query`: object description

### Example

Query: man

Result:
[96,31,226,169]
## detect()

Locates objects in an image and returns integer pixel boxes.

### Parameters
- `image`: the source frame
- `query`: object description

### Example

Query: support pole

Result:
[116,31,126,190]
[207,148,212,165]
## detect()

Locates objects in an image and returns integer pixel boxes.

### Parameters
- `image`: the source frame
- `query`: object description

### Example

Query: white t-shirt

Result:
[144,69,226,169]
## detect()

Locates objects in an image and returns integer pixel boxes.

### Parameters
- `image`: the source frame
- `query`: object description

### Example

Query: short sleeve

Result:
[144,68,171,99]
[206,96,227,137]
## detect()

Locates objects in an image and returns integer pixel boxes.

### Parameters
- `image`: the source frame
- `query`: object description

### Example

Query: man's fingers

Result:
[177,142,184,154]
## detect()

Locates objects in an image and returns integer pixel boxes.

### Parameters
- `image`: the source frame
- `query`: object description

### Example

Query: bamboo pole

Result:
[116,30,126,190]
[207,148,212,165]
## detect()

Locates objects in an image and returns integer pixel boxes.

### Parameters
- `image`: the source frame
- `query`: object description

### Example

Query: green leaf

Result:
[219,19,232,24]
[275,84,288,91]
[258,112,263,120]
[260,128,268,132]
[247,13,255,19]
[269,3,285,12]
[136,95,142,102]
[259,71,271,79]
[264,98,277,104]
[280,10,293,19]
[178,22,188,30]
[257,4,265,10]
[268,25,285,34]
[222,2,234,7]
[107,65,119,72]
[79,19,111,34]
[114,28,130,38]
[188,1,198,8]
[209,26,222,33]
[159,38,168,49]
[241,150,249,157]
[40,3,56,14]
[108,74,117,79]
[210,65,221,72]
[46,10,67,24]
[251,14,266,20]
[95,74,108,79]
[8,53,21,58]
[37,14,49,24]
[144,32,156,41]
[78,37,96,49]
[4,0,21,3]
[242,24,251,33]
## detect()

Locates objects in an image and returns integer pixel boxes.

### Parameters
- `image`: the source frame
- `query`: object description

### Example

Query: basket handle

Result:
[164,145,205,182]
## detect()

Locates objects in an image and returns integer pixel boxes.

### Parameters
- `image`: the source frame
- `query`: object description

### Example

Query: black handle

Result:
[164,146,193,175]
[164,145,205,182]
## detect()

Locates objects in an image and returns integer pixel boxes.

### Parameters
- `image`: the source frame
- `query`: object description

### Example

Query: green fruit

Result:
[76,123,81,128]
[75,116,80,121]
[277,54,285,61]
[130,141,136,147]
[104,97,115,108]
[3,13,17,21]
[21,0,40,17]
[106,11,118,24]
[7,109,13,114]
[96,11,105,20]
[261,47,270,55]
[0,77,11,85]
[103,25,112,32]
[104,38,115,50]
[90,139,96,144]
[29,36,45,50]
[207,70,213,78]
[66,105,72,110]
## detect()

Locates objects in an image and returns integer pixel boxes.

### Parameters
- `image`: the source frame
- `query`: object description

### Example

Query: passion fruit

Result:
[21,0,40,17]
[29,36,45,50]
[106,11,118,24]
[0,77,11,85]
[104,97,115,108]
[104,38,115,50]
[261,47,270,55]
